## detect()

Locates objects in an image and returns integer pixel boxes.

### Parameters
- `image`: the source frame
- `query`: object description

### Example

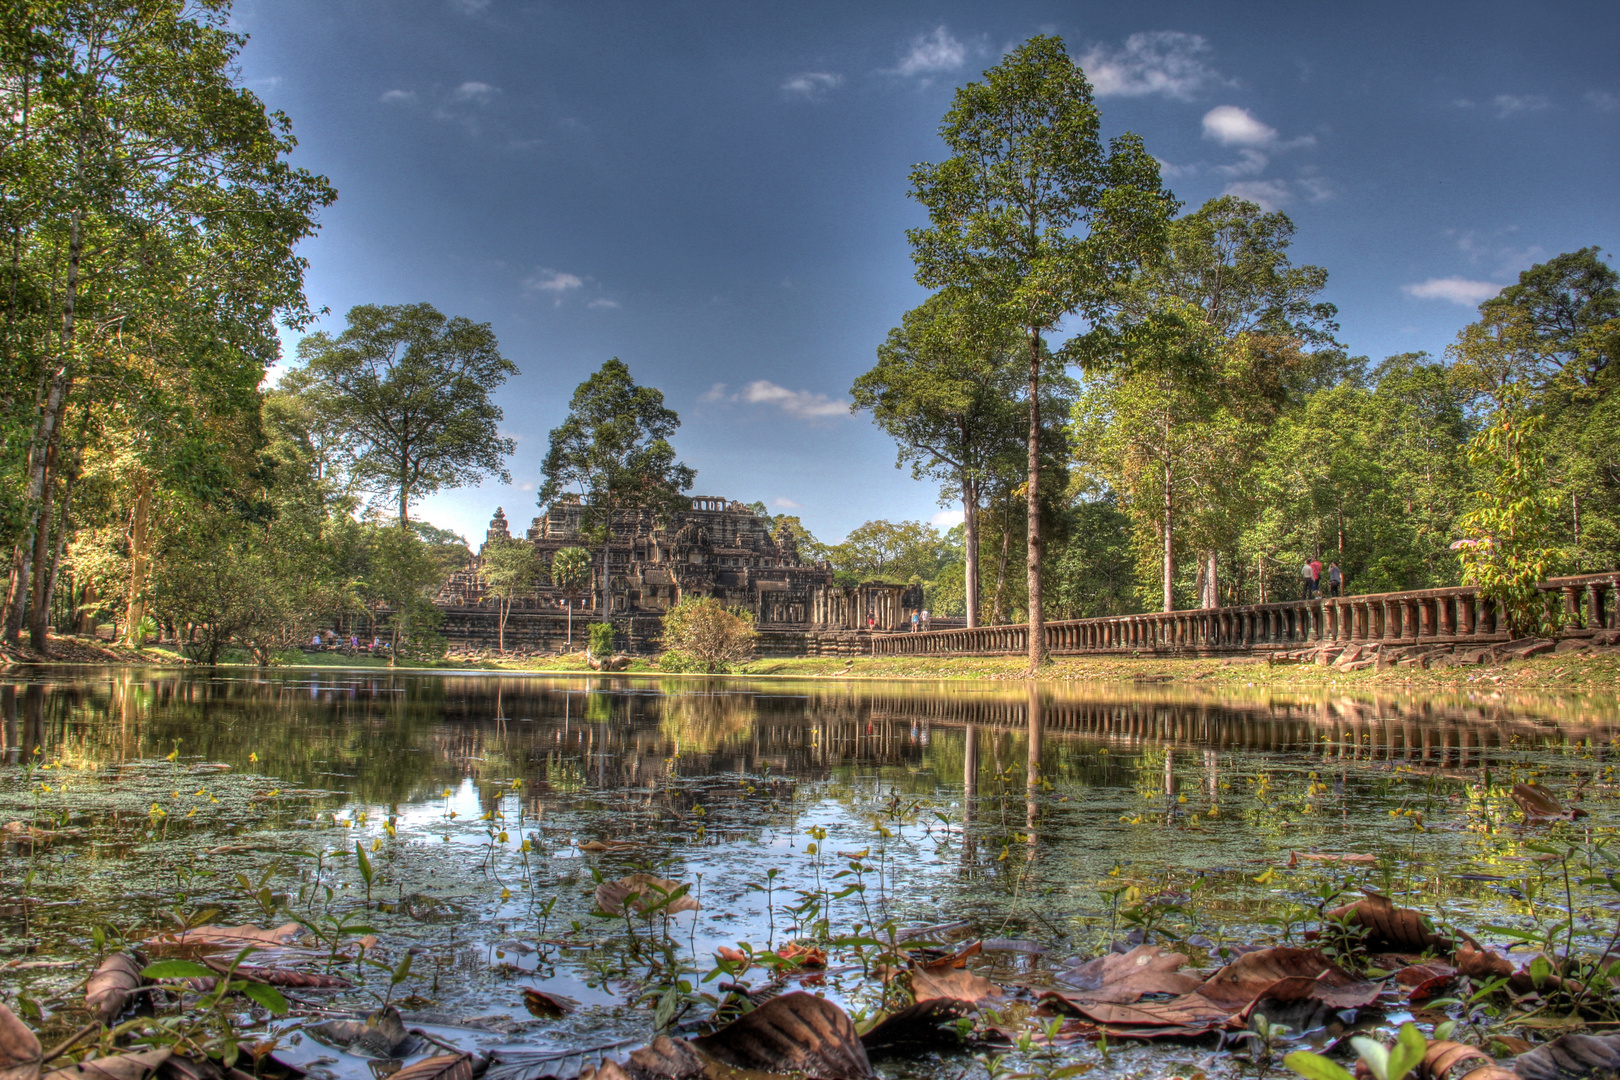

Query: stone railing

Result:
[873,572,1620,658]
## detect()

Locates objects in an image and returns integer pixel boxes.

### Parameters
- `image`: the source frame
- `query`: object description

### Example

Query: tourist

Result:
[1311,557,1323,598]
[867,612,874,630]
[911,610,919,632]
[1301,560,1314,600]
[1328,562,1343,598]
[922,608,931,631]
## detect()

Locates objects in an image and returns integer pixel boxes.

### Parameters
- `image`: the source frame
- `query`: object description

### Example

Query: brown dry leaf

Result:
[1289,851,1377,866]
[578,1062,630,1080]
[1038,994,1231,1038]
[84,954,144,1025]
[146,923,303,953]
[1455,946,1566,995]
[1,822,76,844]
[626,1036,706,1080]
[916,941,982,971]
[578,840,638,853]
[0,1003,42,1080]
[1324,890,1473,954]
[521,988,572,1018]
[1510,1032,1620,1080]
[594,875,699,918]
[910,965,1002,1005]
[242,967,350,989]
[1511,783,1586,823]
[692,991,874,1080]
[307,1007,417,1058]
[1490,1037,1533,1056]
[1394,963,1457,987]
[1455,1068,1517,1080]
[1419,1041,1492,1080]
[1197,947,1381,1012]
[1055,944,1201,1004]
[389,1056,474,1080]
[715,946,749,973]
[42,1050,173,1080]
[779,943,828,969]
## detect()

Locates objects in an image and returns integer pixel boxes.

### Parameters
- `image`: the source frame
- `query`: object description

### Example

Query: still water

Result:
[2,669,1619,1077]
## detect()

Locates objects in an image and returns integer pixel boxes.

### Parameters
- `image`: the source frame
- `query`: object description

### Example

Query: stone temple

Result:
[435,496,922,655]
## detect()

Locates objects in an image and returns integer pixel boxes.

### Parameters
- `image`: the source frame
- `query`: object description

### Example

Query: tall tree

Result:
[907,35,1174,666]
[852,293,1025,626]
[549,545,591,651]
[539,359,695,617]
[479,536,539,655]
[295,303,517,526]
[0,0,334,645]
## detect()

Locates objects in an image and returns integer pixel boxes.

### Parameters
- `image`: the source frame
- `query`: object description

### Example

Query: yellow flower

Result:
[371,838,382,852]
[498,831,509,844]
[249,753,259,763]
[500,887,512,901]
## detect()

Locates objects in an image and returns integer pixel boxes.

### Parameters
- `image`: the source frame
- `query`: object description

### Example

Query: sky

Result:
[234,0,1620,547]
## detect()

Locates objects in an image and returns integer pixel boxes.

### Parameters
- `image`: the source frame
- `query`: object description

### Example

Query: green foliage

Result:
[550,546,593,595]
[827,520,951,584]
[659,598,757,673]
[479,537,540,653]
[587,622,616,659]
[294,304,518,525]
[540,359,695,615]
[1454,407,1565,637]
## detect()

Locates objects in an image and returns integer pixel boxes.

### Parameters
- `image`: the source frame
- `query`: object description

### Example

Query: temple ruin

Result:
[435,497,921,654]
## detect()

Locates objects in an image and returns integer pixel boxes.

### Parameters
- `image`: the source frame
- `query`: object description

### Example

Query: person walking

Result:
[1301,559,1314,600]
[910,610,920,633]
[1309,558,1323,598]
[921,608,931,631]
[1328,562,1342,598]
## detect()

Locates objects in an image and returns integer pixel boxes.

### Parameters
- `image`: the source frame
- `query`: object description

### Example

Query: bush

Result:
[659,597,756,673]
[587,622,616,658]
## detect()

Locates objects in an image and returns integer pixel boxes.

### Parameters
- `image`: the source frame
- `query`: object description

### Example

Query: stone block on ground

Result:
[1316,648,1341,667]
[1497,638,1556,659]
[1340,659,1378,672]
[1554,638,1592,653]
[1332,644,1363,669]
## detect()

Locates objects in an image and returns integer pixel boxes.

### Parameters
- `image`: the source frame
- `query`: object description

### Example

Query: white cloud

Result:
[451,0,491,12]
[454,81,498,103]
[781,71,842,98]
[524,269,583,297]
[896,27,966,77]
[701,382,728,403]
[380,89,416,104]
[1221,180,1290,210]
[1493,94,1548,118]
[1154,156,1198,180]
[1202,105,1277,147]
[516,480,536,492]
[1402,277,1503,306]
[1080,31,1224,101]
[1215,148,1269,178]
[741,380,849,419]
[586,298,620,309]
[930,508,966,529]
[773,498,803,509]
[1587,90,1619,112]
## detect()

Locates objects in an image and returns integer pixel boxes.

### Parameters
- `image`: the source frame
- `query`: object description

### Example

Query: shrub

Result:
[659,597,756,673]
[587,621,616,658]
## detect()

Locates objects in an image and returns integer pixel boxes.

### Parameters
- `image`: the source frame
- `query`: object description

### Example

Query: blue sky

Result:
[236,0,1619,546]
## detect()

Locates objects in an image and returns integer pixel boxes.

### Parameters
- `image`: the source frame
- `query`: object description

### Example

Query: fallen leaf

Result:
[389,1056,474,1080]
[910,965,1003,1005]
[579,1063,630,1080]
[778,943,828,969]
[42,1050,173,1080]
[307,1007,418,1058]
[85,954,144,1025]
[1499,1032,1620,1080]
[692,992,873,1080]
[521,988,572,1018]
[578,840,638,853]
[0,1003,42,1080]
[1197,947,1381,1012]
[594,875,699,918]
[1038,994,1231,1038]
[715,947,749,973]
[626,1037,706,1080]
[145,923,303,953]
[1324,890,1474,955]
[1420,1042,1493,1080]
[916,941,982,971]
[1455,946,1567,995]
[1054,944,1201,1004]
[860,1000,975,1052]
[1510,783,1586,823]
[1394,963,1457,987]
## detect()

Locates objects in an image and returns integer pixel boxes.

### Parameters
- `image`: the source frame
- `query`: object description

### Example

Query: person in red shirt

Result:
[1310,558,1323,598]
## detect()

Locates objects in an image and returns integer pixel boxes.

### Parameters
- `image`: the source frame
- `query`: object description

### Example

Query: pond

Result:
[3,669,1620,1080]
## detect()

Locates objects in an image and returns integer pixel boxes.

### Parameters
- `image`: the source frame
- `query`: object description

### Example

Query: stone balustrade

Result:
[872,571,1620,658]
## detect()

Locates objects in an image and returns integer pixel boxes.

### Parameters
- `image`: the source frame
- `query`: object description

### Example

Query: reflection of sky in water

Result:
[3,672,1620,1079]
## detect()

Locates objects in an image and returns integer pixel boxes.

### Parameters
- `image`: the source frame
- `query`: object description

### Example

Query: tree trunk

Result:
[991,499,1010,625]
[4,209,80,645]
[124,478,155,645]
[28,441,65,652]
[1162,455,1174,613]
[1205,551,1219,610]
[962,474,979,628]
[498,596,508,655]
[1025,333,1046,667]
[600,507,612,618]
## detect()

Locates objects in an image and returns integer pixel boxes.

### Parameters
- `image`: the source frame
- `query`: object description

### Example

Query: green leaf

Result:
[1387,1023,1427,1080]
[1351,1037,1390,1080]
[142,959,214,979]
[240,981,289,1015]
[1283,1050,1357,1080]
